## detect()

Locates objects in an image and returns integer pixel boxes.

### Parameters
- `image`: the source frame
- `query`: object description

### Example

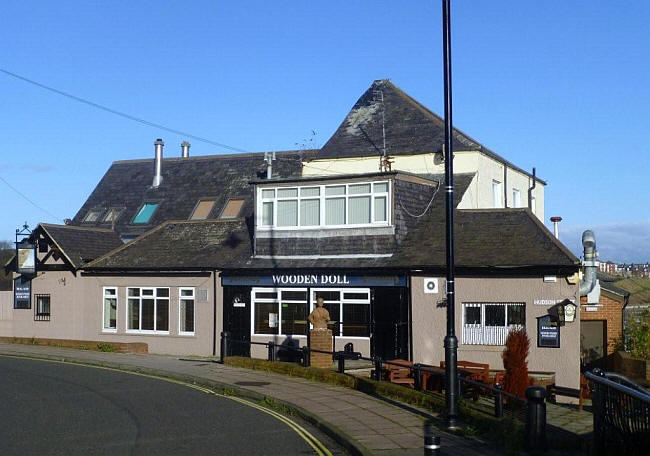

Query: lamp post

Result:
[441,0,459,428]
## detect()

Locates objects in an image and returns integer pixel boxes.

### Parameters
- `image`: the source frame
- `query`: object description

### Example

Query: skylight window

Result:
[83,209,104,223]
[132,203,159,224]
[103,208,122,223]
[190,200,216,220]
[220,198,245,219]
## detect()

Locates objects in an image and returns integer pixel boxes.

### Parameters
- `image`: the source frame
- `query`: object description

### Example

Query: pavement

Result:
[0,343,594,455]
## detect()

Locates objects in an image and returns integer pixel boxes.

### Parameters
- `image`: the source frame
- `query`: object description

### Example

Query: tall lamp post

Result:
[441,0,459,428]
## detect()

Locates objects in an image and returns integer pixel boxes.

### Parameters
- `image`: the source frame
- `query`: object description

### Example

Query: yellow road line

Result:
[0,354,332,456]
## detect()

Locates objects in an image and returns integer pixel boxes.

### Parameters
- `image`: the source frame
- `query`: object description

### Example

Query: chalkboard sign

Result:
[537,315,560,348]
[13,276,31,309]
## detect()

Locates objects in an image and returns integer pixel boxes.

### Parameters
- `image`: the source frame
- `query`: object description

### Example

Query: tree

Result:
[0,240,12,250]
[502,328,530,398]
[626,308,650,360]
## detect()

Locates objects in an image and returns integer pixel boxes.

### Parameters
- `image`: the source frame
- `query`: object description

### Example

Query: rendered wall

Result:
[411,274,581,391]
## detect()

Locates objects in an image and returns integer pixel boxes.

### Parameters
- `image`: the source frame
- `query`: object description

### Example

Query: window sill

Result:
[255,225,394,239]
[125,330,170,335]
[178,332,195,337]
[102,329,118,333]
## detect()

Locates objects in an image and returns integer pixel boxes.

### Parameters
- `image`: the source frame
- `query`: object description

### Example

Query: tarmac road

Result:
[0,356,338,455]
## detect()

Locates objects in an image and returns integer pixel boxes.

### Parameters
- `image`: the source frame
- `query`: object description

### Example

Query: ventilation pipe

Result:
[550,216,562,239]
[152,138,164,188]
[181,141,190,158]
[579,230,598,296]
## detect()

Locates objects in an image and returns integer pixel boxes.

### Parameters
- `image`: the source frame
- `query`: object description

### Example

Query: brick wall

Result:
[580,293,624,355]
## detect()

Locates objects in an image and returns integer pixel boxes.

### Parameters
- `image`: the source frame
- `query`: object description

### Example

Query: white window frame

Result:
[126,287,170,334]
[178,287,195,336]
[492,180,502,208]
[461,302,525,345]
[257,180,391,230]
[512,188,521,208]
[251,287,309,337]
[310,288,371,339]
[102,286,118,333]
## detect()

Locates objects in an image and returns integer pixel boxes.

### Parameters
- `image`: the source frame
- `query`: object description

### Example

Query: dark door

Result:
[223,286,251,357]
[581,320,607,368]
[371,287,409,360]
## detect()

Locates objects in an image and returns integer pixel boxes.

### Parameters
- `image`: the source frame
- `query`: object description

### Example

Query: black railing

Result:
[585,369,650,456]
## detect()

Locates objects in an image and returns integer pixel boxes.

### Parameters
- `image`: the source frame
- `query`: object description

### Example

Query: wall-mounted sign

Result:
[564,302,577,323]
[13,276,31,309]
[537,315,560,348]
[232,296,246,308]
[268,313,278,328]
[16,241,36,275]
[533,299,576,306]
[222,272,407,288]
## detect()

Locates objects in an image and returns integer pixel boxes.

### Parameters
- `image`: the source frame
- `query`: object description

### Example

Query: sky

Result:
[1,1,649,262]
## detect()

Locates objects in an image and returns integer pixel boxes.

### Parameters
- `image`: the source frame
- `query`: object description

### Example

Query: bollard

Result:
[337,353,345,373]
[374,357,383,381]
[220,331,229,364]
[525,386,547,452]
[423,421,441,455]
[267,341,276,362]
[301,346,310,367]
[494,383,503,418]
[414,363,422,390]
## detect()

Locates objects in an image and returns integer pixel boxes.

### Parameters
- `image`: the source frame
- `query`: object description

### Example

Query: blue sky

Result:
[1,1,648,262]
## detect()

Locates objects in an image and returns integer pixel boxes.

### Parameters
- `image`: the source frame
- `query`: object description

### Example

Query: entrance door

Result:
[223,286,251,357]
[580,320,607,368]
[372,287,409,360]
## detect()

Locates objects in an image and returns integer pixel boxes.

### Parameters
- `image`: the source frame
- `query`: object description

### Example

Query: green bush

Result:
[96,342,117,352]
[626,308,650,360]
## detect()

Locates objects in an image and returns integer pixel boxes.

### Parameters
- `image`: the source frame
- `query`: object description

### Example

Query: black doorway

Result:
[371,287,409,360]
[223,286,251,357]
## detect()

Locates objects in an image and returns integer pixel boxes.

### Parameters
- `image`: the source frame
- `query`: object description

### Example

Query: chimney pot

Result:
[181,141,190,158]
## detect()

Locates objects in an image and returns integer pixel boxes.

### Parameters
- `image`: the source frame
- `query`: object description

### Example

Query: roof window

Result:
[132,203,159,224]
[190,199,216,220]
[220,198,245,219]
[83,209,104,223]
[103,208,122,224]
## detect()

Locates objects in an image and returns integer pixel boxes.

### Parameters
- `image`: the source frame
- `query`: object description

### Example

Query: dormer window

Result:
[258,181,390,229]
[83,209,104,223]
[132,202,159,224]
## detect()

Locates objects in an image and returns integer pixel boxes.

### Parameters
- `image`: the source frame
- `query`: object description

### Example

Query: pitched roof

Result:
[86,219,251,270]
[606,277,650,305]
[313,79,544,183]
[0,249,13,291]
[71,150,313,238]
[39,224,123,269]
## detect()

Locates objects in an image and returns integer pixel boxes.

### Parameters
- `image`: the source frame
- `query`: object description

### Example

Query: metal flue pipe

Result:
[152,138,164,188]
[580,230,598,296]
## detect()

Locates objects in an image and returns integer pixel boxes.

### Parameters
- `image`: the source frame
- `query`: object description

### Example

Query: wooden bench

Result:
[440,360,490,383]
[385,359,415,388]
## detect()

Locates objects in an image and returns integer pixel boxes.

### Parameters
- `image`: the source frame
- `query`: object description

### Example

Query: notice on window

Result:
[537,315,560,348]
[268,313,278,328]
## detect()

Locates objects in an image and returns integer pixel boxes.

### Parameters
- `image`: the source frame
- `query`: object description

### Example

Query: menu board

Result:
[537,315,560,348]
[13,276,31,309]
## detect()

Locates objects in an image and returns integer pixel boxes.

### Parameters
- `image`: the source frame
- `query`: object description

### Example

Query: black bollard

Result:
[220,331,229,363]
[525,386,547,452]
[414,363,422,390]
[423,421,441,455]
[301,346,310,367]
[494,383,503,418]
[374,358,383,381]
[267,341,276,362]
[337,353,345,373]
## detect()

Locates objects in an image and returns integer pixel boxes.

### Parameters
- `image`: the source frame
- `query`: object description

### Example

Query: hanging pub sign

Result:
[13,276,31,309]
[16,240,36,275]
[537,315,560,348]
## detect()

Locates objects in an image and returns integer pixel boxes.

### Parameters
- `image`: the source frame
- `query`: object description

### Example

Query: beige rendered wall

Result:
[301,152,545,221]
[9,271,220,357]
[0,291,13,337]
[411,274,580,390]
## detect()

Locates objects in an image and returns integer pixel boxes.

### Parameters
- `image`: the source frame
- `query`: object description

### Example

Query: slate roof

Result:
[87,219,252,270]
[39,224,123,269]
[0,249,13,290]
[313,79,544,183]
[71,150,314,238]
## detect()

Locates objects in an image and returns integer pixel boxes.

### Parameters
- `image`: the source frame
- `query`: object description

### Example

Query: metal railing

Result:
[585,369,650,456]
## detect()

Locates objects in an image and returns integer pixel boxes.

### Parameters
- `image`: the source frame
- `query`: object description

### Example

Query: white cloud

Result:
[561,221,650,263]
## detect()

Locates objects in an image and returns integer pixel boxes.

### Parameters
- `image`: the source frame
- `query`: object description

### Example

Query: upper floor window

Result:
[512,188,521,208]
[132,202,159,224]
[258,181,390,229]
[492,180,502,208]
[83,209,104,223]
[531,196,537,214]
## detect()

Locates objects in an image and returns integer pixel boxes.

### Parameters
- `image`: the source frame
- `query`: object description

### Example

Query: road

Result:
[0,356,340,455]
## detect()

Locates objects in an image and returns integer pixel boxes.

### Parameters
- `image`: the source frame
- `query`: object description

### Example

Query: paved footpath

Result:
[0,343,502,456]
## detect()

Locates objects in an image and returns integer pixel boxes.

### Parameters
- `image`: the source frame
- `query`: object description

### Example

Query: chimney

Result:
[550,216,562,239]
[181,141,190,158]
[152,138,164,188]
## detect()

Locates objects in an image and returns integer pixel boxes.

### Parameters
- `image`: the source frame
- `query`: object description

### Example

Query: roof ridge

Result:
[40,223,116,233]
[112,149,318,165]
[519,208,579,264]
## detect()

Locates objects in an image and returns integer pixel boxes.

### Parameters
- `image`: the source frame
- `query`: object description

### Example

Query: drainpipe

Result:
[503,164,508,208]
[528,167,536,210]
[579,230,598,296]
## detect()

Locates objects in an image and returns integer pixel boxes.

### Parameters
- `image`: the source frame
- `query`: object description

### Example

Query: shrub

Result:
[626,308,650,360]
[502,328,530,398]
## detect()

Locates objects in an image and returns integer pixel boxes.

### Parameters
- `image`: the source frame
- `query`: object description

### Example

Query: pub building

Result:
[4,80,588,393]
